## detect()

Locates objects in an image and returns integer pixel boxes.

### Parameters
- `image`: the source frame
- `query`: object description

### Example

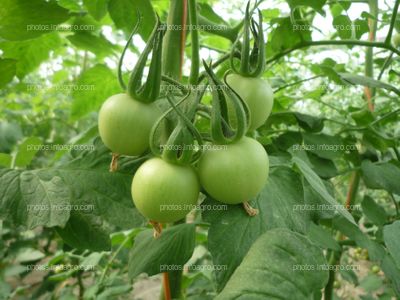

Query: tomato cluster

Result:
[97,4,273,226]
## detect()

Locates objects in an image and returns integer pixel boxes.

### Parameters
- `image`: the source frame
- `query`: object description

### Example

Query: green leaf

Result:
[108,0,156,40]
[333,15,352,39]
[198,3,227,25]
[0,169,71,229]
[262,8,280,20]
[0,0,70,41]
[0,122,23,153]
[332,216,385,261]
[339,73,400,96]
[268,17,312,55]
[361,196,387,227]
[14,136,42,168]
[383,221,400,268]
[0,142,145,251]
[302,133,344,160]
[203,166,310,291]
[58,0,82,12]
[361,160,400,195]
[359,274,383,293]
[294,112,324,132]
[293,156,355,224]
[83,0,109,21]
[286,0,327,15]
[307,222,341,251]
[216,228,329,300]
[0,32,62,79]
[71,64,120,119]
[339,268,359,285]
[128,224,196,279]
[0,153,12,168]
[67,32,116,58]
[354,18,369,39]
[307,152,338,179]
[0,58,16,88]
[15,248,45,262]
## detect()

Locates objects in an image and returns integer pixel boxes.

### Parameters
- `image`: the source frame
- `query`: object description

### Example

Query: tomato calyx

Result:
[203,60,250,144]
[149,220,163,238]
[150,92,203,165]
[230,2,265,78]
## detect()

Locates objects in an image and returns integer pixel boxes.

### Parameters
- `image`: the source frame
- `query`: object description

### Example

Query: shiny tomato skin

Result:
[131,158,200,223]
[226,73,274,131]
[98,93,161,156]
[198,137,269,204]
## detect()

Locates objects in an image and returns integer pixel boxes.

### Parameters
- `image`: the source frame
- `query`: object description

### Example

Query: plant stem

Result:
[364,0,378,111]
[385,0,400,44]
[99,233,133,286]
[188,0,200,85]
[162,0,186,79]
[345,172,361,210]
[266,40,400,65]
[273,75,322,93]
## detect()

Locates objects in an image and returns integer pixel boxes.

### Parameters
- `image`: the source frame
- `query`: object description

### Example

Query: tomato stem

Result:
[242,201,259,216]
[149,220,163,238]
[162,272,172,300]
[109,153,120,172]
[188,0,199,85]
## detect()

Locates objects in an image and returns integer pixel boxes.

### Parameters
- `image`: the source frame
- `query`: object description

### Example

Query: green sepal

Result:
[230,2,265,78]
[128,15,166,103]
[202,60,249,145]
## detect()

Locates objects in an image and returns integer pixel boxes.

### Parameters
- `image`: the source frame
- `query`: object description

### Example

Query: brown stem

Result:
[109,153,120,172]
[162,272,172,300]
[242,201,259,216]
[149,220,163,238]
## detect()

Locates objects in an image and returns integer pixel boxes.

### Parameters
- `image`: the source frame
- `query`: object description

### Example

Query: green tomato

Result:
[393,33,400,48]
[226,73,274,131]
[371,265,380,274]
[198,137,269,204]
[98,93,161,156]
[132,157,200,223]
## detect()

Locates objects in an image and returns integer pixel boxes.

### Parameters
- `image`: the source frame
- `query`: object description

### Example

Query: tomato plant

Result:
[1,0,400,299]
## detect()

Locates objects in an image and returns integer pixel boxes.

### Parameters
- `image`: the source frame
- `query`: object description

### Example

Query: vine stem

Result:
[266,40,400,65]
[180,0,188,80]
[99,232,135,286]
[188,0,199,85]
[385,0,400,44]
[162,273,172,300]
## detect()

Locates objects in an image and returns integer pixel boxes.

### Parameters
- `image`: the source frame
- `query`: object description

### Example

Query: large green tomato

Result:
[98,93,161,156]
[132,158,200,223]
[226,73,274,131]
[198,137,269,204]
